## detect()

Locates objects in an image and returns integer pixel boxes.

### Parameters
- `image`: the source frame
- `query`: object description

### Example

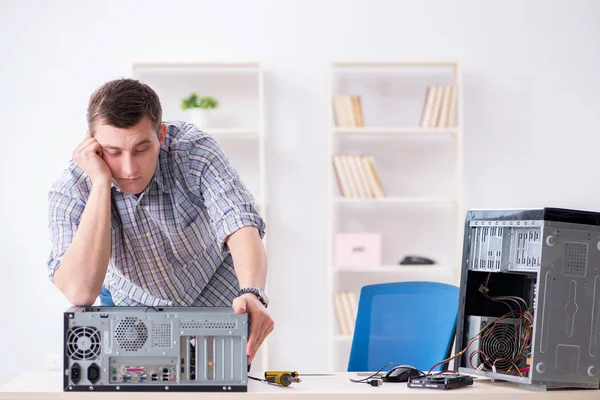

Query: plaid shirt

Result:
[47,121,265,306]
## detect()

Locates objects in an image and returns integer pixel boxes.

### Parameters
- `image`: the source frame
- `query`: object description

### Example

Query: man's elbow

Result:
[61,284,98,306]
[66,291,98,307]
[54,272,99,306]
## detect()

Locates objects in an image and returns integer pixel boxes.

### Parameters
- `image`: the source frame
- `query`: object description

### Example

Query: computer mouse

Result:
[400,255,435,265]
[381,366,422,383]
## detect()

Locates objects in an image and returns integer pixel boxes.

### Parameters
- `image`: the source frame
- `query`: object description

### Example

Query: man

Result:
[47,78,273,364]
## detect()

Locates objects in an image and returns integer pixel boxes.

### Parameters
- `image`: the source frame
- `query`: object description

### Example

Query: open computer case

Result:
[63,306,248,392]
[454,208,600,390]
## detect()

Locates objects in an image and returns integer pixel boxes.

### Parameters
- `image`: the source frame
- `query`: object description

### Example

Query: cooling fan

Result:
[480,321,519,371]
[66,326,101,361]
[114,316,149,351]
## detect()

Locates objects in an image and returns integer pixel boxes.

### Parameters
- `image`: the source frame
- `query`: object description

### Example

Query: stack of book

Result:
[420,85,457,128]
[332,95,364,127]
[332,154,385,198]
[333,290,359,336]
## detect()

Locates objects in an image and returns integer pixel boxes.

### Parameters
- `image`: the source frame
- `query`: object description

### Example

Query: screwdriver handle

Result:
[265,373,301,387]
[265,370,299,378]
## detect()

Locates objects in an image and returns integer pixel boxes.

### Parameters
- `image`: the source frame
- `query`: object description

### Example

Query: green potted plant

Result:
[181,93,219,128]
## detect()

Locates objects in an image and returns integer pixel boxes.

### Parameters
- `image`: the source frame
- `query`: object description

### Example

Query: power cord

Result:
[351,375,383,387]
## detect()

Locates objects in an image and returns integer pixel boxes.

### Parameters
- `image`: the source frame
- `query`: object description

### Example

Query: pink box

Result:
[334,233,382,267]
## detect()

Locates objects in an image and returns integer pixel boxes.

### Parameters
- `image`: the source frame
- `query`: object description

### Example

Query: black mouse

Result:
[400,255,435,265]
[381,366,422,383]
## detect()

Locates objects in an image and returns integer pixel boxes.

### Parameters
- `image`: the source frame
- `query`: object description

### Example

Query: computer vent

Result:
[564,242,588,277]
[480,322,518,372]
[465,316,522,373]
[115,317,148,351]
[67,326,101,361]
[152,322,173,348]
[180,320,237,330]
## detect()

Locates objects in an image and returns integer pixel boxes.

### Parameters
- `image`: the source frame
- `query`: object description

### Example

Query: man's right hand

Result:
[72,133,112,185]
[55,133,113,306]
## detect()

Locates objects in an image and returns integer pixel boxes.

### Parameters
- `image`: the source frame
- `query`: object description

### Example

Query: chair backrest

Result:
[347,281,459,372]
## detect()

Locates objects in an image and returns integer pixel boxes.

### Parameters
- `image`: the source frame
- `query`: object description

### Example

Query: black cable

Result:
[349,362,397,383]
[349,362,424,385]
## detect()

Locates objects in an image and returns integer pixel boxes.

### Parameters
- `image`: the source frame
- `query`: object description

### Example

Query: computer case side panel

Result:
[530,220,600,389]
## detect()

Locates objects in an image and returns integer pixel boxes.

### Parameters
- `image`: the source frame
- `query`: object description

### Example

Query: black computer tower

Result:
[454,208,600,390]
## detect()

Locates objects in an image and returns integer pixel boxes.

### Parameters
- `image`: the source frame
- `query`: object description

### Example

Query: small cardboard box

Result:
[334,233,382,267]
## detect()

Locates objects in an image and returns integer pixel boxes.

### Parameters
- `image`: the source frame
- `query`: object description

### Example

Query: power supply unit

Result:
[63,306,248,392]
[464,315,523,373]
[454,208,600,390]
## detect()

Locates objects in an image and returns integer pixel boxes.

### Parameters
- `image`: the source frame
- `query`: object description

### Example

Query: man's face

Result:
[93,116,166,196]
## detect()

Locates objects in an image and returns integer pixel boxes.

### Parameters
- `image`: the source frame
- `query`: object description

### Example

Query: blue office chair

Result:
[347,281,459,373]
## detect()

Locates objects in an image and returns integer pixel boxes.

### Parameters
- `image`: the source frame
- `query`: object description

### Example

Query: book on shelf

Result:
[332,95,364,127]
[420,85,457,129]
[333,290,359,336]
[332,154,385,198]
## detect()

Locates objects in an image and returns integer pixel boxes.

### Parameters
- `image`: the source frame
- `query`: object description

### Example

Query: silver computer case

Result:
[63,306,248,392]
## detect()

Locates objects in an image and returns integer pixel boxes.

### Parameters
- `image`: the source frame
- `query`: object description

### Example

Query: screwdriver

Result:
[257,371,335,387]
[264,373,301,387]
[265,371,334,379]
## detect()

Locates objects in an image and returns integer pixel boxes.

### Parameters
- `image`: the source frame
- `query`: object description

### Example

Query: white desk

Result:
[1,371,598,399]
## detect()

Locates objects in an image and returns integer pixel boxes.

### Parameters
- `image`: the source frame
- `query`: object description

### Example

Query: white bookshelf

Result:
[326,61,464,372]
[131,61,269,372]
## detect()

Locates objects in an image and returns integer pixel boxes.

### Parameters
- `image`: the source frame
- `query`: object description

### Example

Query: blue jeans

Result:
[99,286,116,306]
[99,286,252,372]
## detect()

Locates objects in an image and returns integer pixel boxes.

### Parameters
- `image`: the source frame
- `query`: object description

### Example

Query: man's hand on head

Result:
[232,293,274,365]
[72,133,112,186]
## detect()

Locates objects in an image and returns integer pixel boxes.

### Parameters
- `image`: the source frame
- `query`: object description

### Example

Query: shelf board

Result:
[334,264,447,273]
[133,61,260,69]
[333,196,456,204]
[331,61,459,68]
[132,62,260,77]
[207,128,260,136]
[332,127,458,136]
[332,265,458,284]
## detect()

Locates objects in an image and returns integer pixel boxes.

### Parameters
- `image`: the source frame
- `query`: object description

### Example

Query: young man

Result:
[47,78,272,364]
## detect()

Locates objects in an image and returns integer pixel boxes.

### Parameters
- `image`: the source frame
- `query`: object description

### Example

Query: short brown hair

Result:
[87,78,162,134]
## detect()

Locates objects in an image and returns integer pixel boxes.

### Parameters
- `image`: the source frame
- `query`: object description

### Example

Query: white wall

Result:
[1,0,599,386]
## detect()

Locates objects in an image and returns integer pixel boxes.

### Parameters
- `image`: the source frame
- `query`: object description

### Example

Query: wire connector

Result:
[368,379,383,387]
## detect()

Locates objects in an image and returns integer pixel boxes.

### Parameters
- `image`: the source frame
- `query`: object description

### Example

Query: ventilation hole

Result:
[152,323,173,348]
[115,317,148,351]
[67,326,101,361]
[180,320,237,330]
[563,242,588,277]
